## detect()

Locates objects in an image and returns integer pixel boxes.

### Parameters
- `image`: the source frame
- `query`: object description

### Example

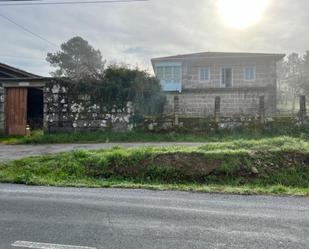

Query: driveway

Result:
[0,142,205,161]
[0,184,308,249]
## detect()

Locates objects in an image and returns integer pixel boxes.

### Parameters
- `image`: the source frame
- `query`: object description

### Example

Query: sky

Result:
[0,0,309,76]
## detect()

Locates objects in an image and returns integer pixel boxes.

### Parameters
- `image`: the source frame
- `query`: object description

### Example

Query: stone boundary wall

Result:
[164,87,276,117]
[44,81,134,133]
[144,114,307,133]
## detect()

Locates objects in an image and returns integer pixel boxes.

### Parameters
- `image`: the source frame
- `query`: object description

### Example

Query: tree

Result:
[46,36,104,80]
[103,65,166,116]
[300,51,309,94]
[279,53,304,111]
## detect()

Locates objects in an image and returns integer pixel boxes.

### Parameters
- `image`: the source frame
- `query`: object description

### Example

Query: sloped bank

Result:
[0,137,308,195]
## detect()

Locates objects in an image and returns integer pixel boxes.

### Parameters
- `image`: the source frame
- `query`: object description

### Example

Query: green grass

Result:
[0,136,309,196]
[1,129,308,145]
[0,130,247,144]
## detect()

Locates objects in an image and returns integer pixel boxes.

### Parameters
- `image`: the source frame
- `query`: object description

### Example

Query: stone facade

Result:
[152,52,284,117]
[182,56,277,89]
[44,81,134,133]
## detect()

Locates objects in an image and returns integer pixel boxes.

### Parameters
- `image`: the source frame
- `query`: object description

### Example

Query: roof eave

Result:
[152,53,286,62]
[0,62,42,78]
[0,77,52,82]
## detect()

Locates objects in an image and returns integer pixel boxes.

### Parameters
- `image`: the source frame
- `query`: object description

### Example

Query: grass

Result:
[0,136,309,196]
[0,130,249,144]
[1,128,309,145]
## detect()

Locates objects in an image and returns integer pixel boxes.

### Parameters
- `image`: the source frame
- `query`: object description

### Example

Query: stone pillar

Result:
[259,96,265,123]
[214,96,221,122]
[299,95,306,121]
[174,95,180,126]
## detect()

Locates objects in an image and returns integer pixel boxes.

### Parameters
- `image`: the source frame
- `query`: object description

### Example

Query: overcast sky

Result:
[0,0,308,76]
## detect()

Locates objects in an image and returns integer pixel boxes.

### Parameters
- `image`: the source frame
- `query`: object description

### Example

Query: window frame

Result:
[199,67,210,82]
[221,67,233,88]
[244,66,256,81]
[154,62,183,92]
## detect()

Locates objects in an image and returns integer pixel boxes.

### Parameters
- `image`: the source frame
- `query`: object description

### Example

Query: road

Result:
[0,184,308,249]
[0,142,205,161]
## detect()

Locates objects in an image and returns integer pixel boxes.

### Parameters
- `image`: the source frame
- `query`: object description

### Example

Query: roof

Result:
[152,52,286,62]
[0,62,41,79]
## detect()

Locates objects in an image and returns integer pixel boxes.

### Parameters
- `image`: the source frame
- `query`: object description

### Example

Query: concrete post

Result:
[259,96,265,123]
[214,96,221,122]
[299,95,306,121]
[0,87,5,135]
[174,95,179,126]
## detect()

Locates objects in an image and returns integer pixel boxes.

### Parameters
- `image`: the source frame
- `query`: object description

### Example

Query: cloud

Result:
[0,0,309,76]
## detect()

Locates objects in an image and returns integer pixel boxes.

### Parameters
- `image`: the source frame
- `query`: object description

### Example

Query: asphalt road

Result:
[0,184,308,249]
[0,143,205,161]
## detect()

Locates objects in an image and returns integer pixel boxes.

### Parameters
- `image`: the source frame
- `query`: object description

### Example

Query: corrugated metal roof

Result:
[0,62,41,79]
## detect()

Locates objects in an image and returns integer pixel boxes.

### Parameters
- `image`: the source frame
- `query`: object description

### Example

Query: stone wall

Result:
[164,87,276,117]
[44,81,134,133]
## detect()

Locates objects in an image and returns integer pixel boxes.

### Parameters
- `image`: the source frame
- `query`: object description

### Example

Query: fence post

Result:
[174,95,179,126]
[214,96,221,122]
[259,96,265,123]
[299,95,306,121]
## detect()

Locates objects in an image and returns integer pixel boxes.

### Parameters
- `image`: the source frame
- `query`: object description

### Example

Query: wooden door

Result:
[6,88,28,135]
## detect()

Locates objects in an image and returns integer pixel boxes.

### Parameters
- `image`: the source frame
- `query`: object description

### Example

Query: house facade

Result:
[151,52,285,117]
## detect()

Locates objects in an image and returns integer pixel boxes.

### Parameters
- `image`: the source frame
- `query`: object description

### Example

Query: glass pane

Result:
[205,68,209,80]
[245,67,254,80]
[155,67,164,80]
[225,68,232,87]
[165,67,172,81]
[222,68,232,87]
[173,66,181,81]
[200,68,209,81]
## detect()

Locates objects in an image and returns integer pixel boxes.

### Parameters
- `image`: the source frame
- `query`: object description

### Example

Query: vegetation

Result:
[1,119,309,144]
[0,136,308,196]
[46,36,105,80]
[46,65,165,119]
[45,36,166,117]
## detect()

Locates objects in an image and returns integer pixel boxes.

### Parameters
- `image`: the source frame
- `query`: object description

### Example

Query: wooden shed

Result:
[0,63,46,135]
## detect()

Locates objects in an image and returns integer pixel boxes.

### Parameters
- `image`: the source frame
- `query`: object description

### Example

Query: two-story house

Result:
[151,52,285,117]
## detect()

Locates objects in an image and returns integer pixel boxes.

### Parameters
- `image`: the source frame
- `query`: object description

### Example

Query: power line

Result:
[0,12,58,48]
[0,0,149,6]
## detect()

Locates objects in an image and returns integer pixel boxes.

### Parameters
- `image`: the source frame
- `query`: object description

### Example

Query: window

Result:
[199,67,210,81]
[244,67,256,81]
[154,63,182,92]
[221,68,232,87]
[154,65,181,82]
